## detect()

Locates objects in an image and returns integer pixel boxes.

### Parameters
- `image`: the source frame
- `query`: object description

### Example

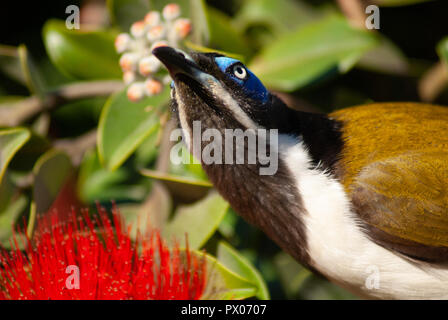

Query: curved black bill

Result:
[152,46,200,78]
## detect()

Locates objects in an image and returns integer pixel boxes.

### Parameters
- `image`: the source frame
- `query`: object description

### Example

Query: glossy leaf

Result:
[437,37,448,64]
[274,252,312,298]
[18,45,47,97]
[78,150,146,203]
[0,45,25,85]
[33,150,73,215]
[163,191,228,249]
[357,36,409,75]
[0,192,28,247]
[98,87,170,171]
[120,183,172,239]
[7,133,51,173]
[0,128,31,184]
[108,0,150,31]
[234,0,318,35]
[217,241,270,300]
[199,251,257,300]
[141,168,212,204]
[249,15,379,91]
[43,20,121,80]
[205,7,252,58]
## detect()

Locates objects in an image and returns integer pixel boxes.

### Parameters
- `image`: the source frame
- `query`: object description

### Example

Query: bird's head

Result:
[152,47,342,268]
[152,46,290,139]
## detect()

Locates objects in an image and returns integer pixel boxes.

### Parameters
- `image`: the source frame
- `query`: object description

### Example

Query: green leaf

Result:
[234,0,318,35]
[43,20,121,80]
[437,37,448,65]
[374,0,435,6]
[141,169,212,187]
[199,251,257,300]
[120,183,172,239]
[189,0,209,46]
[141,168,212,204]
[33,150,73,215]
[7,133,51,173]
[107,0,150,31]
[18,45,47,97]
[357,36,409,75]
[0,191,28,247]
[78,150,146,203]
[217,241,270,300]
[0,45,25,85]
[205,7,252,58]
[0,128,30,184]
[274,252,311,298]
[163,191,228,249]
[249,15,379,91]
[98,87,170,171]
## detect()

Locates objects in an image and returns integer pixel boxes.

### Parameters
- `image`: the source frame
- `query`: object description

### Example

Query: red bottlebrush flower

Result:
[0,207,206,300]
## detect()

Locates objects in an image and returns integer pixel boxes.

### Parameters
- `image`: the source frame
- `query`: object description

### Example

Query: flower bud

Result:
[173,18,192,39]
[119,52,139,71]
[127,82,145,102]
[139,55,161,76]
[162,3,180,21]
[123,71,136,85]
[147,25,166,42]
[130,20,146,38]
[144,11,161,27]
[150,40,169,51]
[144,78,163,96]
[115,33,131,53]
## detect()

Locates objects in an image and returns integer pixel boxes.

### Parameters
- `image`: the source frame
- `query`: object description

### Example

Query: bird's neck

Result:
[199,110,343,269]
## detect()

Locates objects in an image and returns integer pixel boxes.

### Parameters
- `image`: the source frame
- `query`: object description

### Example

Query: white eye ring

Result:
[232,64,247,80]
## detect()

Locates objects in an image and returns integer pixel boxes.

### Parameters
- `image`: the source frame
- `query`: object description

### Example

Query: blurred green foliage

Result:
[0,0,447,299]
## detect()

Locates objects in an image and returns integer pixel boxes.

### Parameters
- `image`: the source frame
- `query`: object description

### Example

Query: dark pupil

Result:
[235,67,243,75]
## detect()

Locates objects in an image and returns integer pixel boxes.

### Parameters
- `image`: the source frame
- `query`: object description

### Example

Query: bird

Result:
[152,46,448,300]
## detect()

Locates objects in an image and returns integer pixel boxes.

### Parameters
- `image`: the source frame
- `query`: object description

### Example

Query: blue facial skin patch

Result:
[214,57,270,104]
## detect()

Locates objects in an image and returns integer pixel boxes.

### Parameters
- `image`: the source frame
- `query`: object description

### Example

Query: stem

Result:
[54,129,98,166]
[0,80,123,127]
[336,0,369,29]
[419,62,448,102]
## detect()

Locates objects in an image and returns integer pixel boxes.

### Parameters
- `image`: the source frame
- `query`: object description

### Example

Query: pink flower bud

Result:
[144,78,163,96]
[150,40,169,51]
[139,55,161,76]
[123,71,136,85]
[115,33,131,53]
[119,53,139,72]
[130,20,146,38]
[173,18,192,39]
[163,3,180,21]
[127,82,145,102]
[147,25,166,42]
[144,11,161,27]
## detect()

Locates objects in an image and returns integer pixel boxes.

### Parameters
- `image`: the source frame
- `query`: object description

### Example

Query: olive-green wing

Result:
[351,151,448,262]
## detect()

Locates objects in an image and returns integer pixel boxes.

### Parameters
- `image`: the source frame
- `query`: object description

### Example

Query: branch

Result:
[54,129,98,166]
[418,62,448,102]
[336,0,368,29]
[0,80,124,127]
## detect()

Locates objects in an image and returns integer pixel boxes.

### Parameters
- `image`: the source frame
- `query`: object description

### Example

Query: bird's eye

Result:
[232,65,247,80]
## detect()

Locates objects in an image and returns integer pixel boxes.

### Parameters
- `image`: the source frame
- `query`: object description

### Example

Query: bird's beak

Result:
[152,46,215,86]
